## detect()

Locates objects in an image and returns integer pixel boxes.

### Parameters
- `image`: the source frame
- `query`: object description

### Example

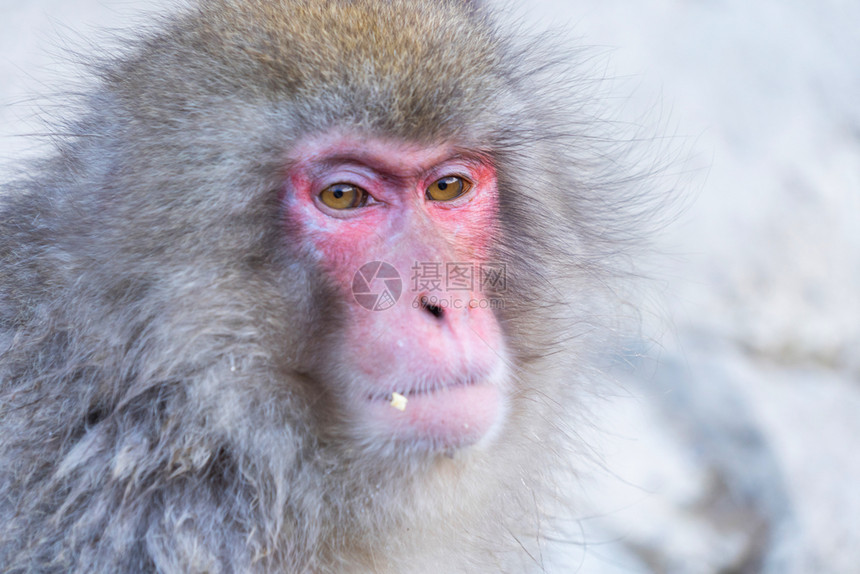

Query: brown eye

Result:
[319,183,367,210]
[426,176,471,202]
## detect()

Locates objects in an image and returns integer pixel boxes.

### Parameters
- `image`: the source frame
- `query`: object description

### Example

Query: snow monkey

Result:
[0,0,645,571]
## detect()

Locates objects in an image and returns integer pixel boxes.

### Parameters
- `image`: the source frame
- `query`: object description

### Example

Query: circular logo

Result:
[352,261,402,311]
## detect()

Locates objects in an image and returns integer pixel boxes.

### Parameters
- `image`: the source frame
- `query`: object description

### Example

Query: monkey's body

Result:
[0,1,636,572]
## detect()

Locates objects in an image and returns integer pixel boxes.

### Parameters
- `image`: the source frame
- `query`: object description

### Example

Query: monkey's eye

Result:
[319,183,368,210]
[426,176,472,202]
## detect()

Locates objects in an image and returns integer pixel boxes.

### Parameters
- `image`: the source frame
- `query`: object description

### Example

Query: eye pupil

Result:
[333,189,344,199]
[437,181,448,190]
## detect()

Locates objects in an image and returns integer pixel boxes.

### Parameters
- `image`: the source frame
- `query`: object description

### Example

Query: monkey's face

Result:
[282,131,509,452]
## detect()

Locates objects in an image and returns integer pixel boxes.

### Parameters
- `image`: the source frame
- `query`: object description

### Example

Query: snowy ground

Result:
[2,1,858,573]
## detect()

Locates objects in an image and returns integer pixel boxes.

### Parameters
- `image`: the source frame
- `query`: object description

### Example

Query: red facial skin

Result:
[283,132,508,450]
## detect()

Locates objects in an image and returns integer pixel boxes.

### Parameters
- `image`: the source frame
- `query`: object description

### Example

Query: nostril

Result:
[420,295,444,320]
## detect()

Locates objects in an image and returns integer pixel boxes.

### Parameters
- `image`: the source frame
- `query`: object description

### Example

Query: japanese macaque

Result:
[0,1,641,572]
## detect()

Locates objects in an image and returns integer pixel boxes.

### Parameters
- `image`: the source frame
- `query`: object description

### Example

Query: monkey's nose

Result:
[419,294,444,320]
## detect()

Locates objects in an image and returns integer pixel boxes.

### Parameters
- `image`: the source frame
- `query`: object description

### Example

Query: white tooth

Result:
[389,392,408,412]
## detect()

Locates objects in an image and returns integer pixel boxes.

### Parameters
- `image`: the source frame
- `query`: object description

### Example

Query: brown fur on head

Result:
[221,0,503,136]
[0,1,640,572]
[117,0,508,140]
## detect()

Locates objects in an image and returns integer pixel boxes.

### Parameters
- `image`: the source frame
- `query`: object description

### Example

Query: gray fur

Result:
[0,1,644,572]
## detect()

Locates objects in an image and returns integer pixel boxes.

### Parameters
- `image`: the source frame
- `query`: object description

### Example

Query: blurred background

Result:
[1,1,857,572]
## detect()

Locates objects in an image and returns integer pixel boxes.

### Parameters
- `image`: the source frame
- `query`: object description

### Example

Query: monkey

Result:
[0,0,645,572]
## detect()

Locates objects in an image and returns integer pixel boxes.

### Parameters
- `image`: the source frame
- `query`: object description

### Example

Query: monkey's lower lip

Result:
[366,381,503,449]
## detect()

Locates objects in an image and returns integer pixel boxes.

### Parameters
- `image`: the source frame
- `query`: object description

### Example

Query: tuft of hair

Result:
[0,1,653,572]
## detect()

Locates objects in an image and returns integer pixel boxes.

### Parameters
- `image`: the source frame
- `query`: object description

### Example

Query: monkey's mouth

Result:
[363,375,505,450]
[367,377,476,401]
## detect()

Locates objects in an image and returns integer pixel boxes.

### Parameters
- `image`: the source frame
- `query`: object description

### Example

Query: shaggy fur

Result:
[0,1,640,572]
